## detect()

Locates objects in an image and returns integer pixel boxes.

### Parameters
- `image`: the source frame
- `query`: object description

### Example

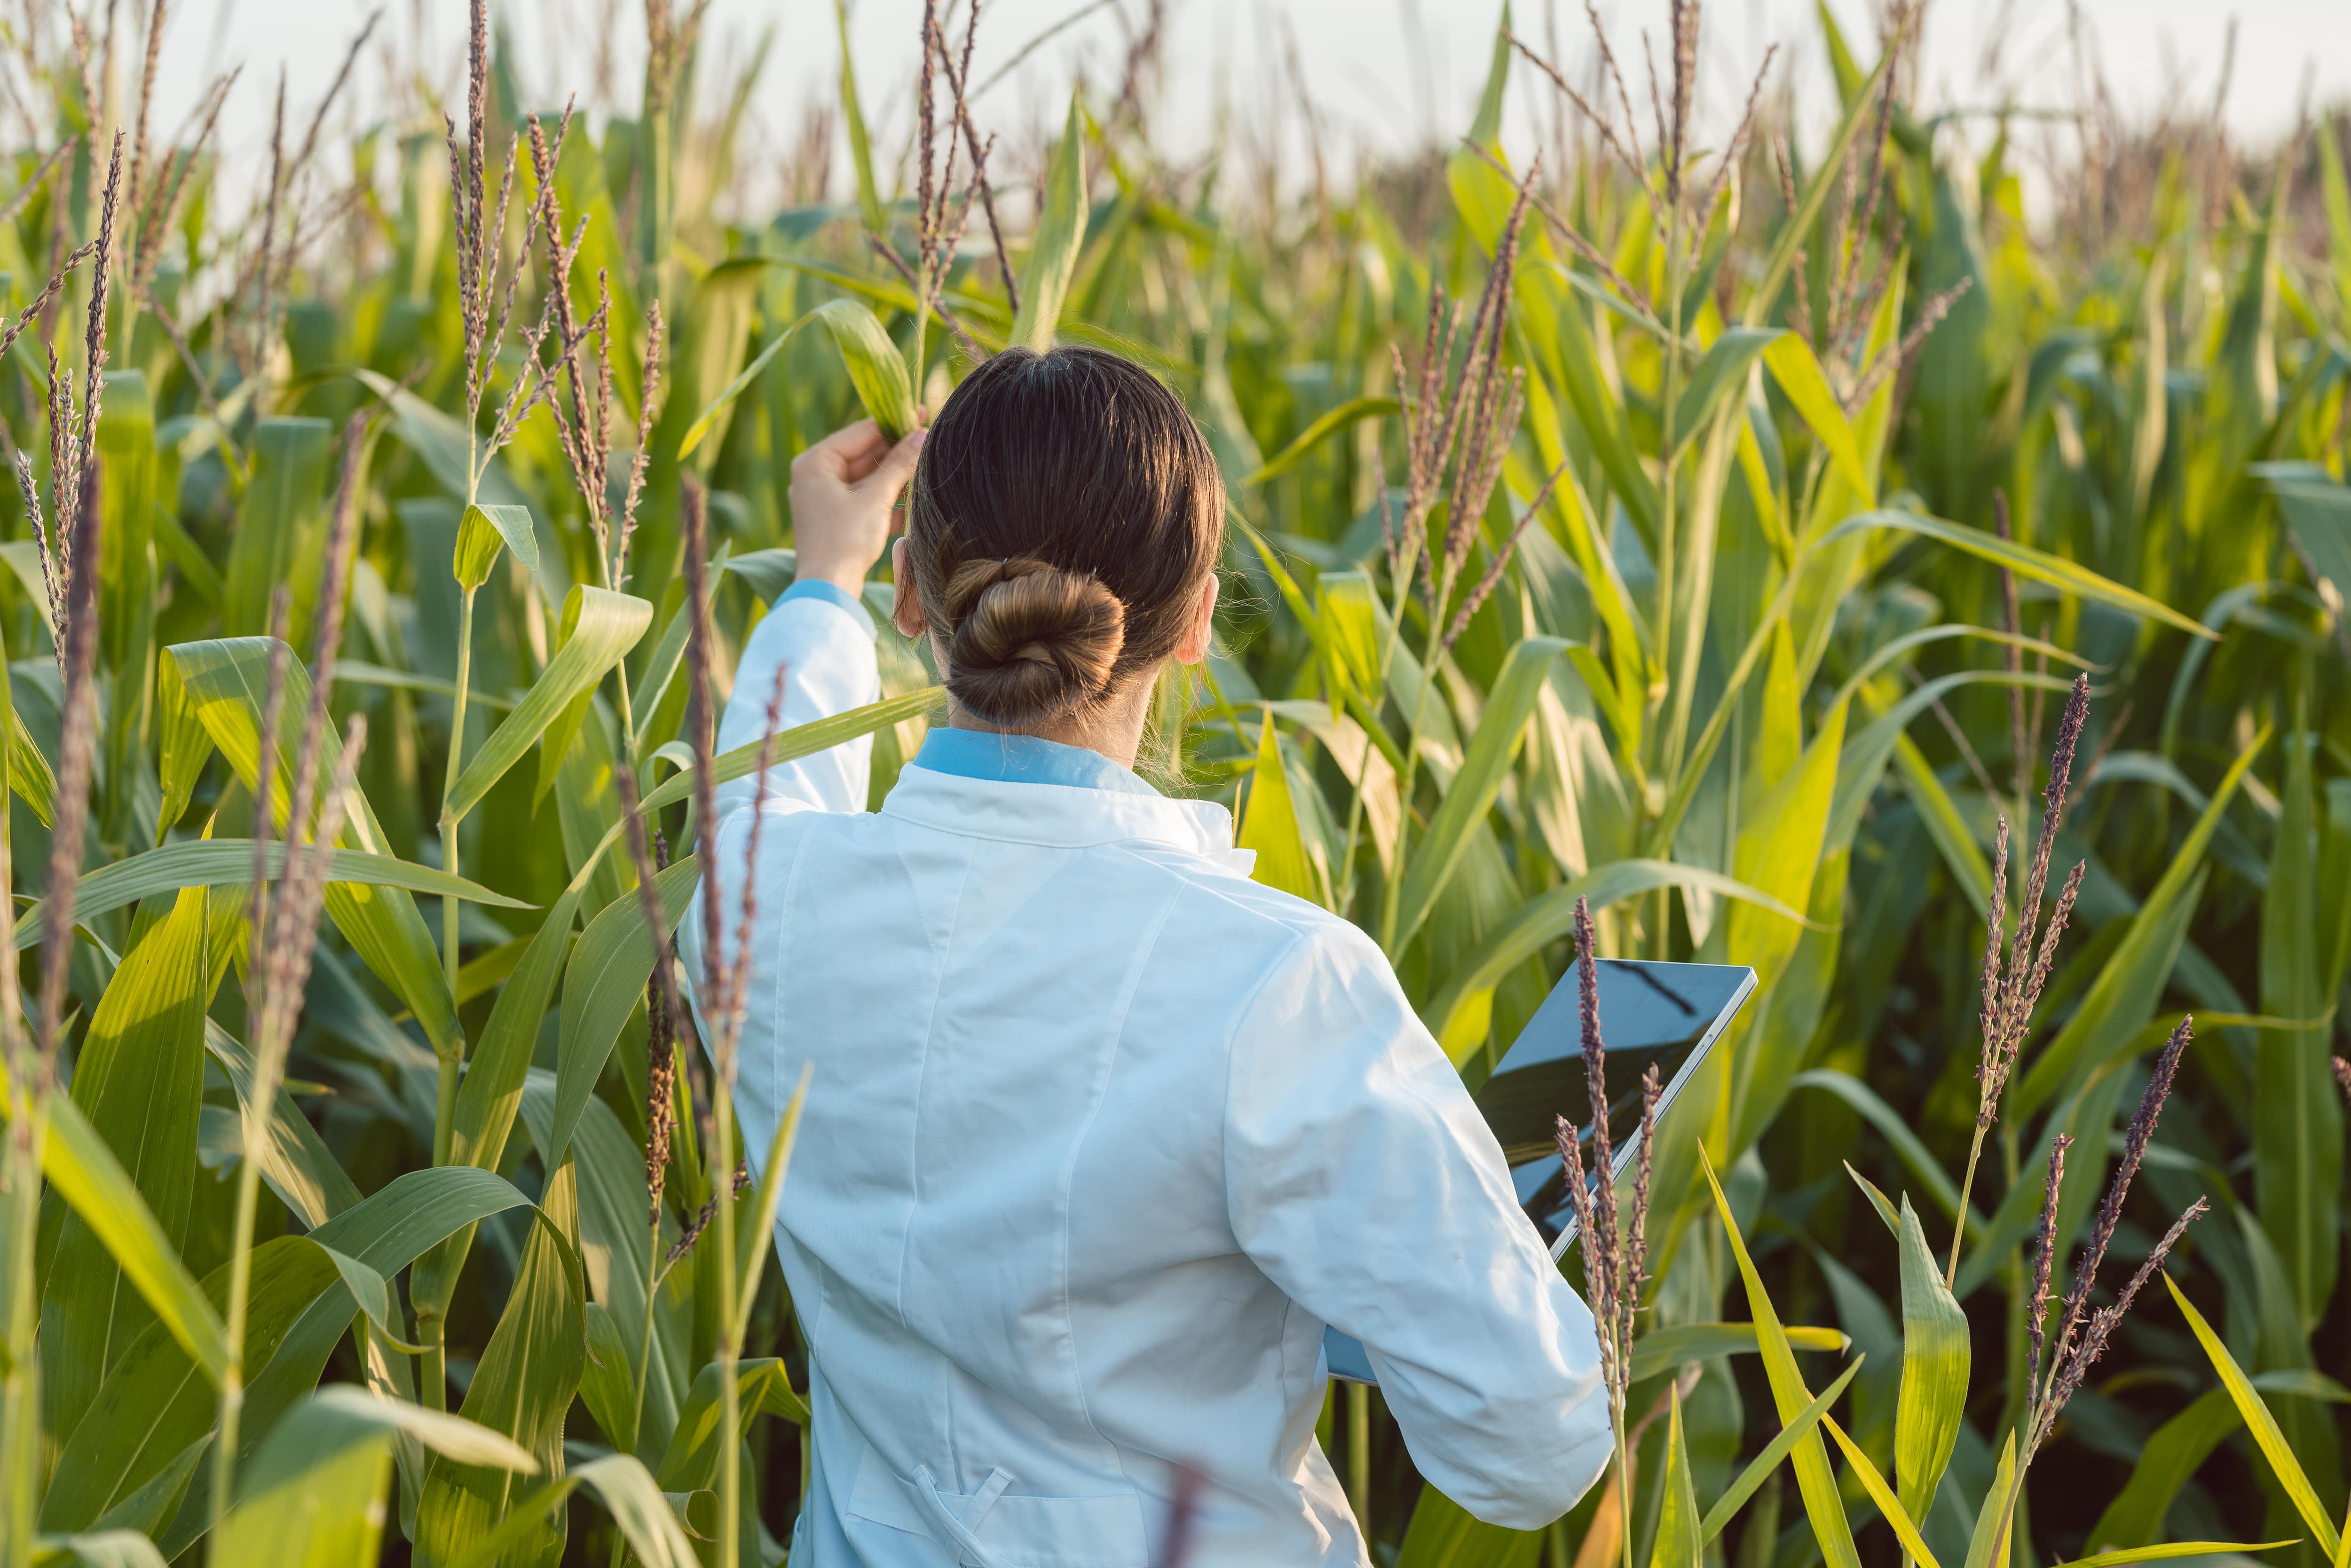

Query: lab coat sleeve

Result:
[708,579,881,825]
[1223,918,1614,1530]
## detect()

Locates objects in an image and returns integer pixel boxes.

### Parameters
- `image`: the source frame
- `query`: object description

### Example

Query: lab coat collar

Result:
[883,757,1250,866]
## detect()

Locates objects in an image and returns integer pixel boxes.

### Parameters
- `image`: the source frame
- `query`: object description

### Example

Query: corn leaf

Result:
[1762,333,1874,505]
[1824,510,2212,639]
[1652,1388,1704,1568]
[444,585,651,824]
[2257,730,2341,1329]
[835,0,886,236]
[1011,96,1090,352]
[1822,1412,1942,1568]
[1393,1484,1545,1568]
[2011,725,2267,1121]
[1700,1146,1864,1568]
[453,502,540,592]
[15,838,529,950]
[25,1092,227,1385]
[1393,638,1567,948]
[170,636,463,1056]
[444,1451,701,1568]
[552,855,701,1170]
[1669,328,1783,462]
[417,1178,588,1568]
[40,887,213,1439]
[2059,1546,2296,1568]
[1893,1197,1970,1543]
[1241,397,1400,487]
[1701,1356,1866,1543]
[736,1063,813,1339]
[1631,1323,1850,1382]
[2163,1272,2341,1558]
[219,1387,535,1567]
[1238,711,1323,904]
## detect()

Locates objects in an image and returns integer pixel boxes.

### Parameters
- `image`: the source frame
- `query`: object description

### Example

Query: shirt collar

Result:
[910,728,1162,797]
[884,728,1250,866]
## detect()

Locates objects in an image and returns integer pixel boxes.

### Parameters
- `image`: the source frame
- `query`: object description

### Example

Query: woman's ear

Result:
[890,539,927,639]
[1172,573,1219,665]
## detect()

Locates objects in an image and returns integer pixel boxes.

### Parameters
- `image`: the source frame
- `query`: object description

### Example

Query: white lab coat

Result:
[682,587,1612,1568]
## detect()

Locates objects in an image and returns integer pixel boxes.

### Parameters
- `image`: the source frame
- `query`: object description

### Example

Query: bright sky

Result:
[158,0,2351,214]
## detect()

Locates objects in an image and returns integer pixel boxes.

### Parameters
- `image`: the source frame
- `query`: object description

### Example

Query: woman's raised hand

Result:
[788,418,927,593]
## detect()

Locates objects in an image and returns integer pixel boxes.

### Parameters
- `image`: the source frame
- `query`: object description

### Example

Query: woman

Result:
[685,347,1610,1568]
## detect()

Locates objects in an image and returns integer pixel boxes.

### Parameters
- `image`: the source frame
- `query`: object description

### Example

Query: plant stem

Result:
[1379,559,1456,955]
[1946,1128,1987,1288]
[1346,1381,1372,1534]
[422,582,479,1414]
[714,1079,742,1568]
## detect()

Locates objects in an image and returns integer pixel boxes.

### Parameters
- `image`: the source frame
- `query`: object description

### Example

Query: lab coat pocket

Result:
[845,1441,1149,1568]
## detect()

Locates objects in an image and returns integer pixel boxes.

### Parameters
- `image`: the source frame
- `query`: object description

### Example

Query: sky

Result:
[151,0,2351,215]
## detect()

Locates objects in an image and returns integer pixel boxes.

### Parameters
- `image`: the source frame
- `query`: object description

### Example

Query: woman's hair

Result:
[905,346,1224,728]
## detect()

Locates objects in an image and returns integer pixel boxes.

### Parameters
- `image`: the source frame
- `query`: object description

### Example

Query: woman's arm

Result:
[1224,919,1614,1530]
[711,419,925,821]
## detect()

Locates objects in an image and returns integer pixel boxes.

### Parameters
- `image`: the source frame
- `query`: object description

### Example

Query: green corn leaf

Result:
[1238,711,1323,905]
[579,1303,640,1456]
[444,585,651,825]
[2010,725,2267,1121]
[1789,1070,1976,1224]
[1429,861,1803,1054]
[15,838,530,949]
[1012,96,1090,352]
[24,1092,227,1384]
[316,1245,426,1353]
[170,636,463,1057]
[417,1179,588,1568]
[835,0,886,236]
[519,1075,665,1451]
[453,502,540,592]
[444,1451,702,1568]
[1316,570,1387,709]
[655,1359,798,1494]
[2084,1386,2240,1552]
[1699,1146,1864,1568]
[1240,397,1400,487]
[222,417,333,639]
[1742,47,1892,325]
[30,1531,169,1568]
[1393,638,1567,949]
[552,855,701,1170]
[1823,510,2214,639]
[2059,1545,2297,1568]
[451,870,592,1174]
[1630,1323,1850,1383]
[1700,1356,1866,1543]
[817,295,919,443]
[40,887,213,1439]
[1963,1433,2019,1568]
[638,687,943,815]
[1821,1411,1943,1568]
[1668,328,1783,463]
[1762,333,1874,505]
[203,1020,364,1228]
[679,310,818,460]
[1893,1197,1970,1540]
[736,1063,813,1340]
[1893,733,1994,914]
[2257,729,2340,1329]
[152,653,208,840]
[1392,1484,1544,1568]
[1652,1388,1704,1568]
[218,1386,536,1568]
[2163,1272,2342,1558]
[10,700,56,826]
[2272,476,2351,603]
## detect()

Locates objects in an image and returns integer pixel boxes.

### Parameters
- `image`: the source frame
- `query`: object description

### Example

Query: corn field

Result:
[0,0,2348,1562]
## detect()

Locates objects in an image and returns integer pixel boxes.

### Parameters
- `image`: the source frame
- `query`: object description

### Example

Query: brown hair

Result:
[905,346,1224,728]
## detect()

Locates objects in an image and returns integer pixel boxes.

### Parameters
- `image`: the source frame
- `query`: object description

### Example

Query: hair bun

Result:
[941,557,1128,726]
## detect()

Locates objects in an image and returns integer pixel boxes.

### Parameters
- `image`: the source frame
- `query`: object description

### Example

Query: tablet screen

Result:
[1473,959,1756,1255]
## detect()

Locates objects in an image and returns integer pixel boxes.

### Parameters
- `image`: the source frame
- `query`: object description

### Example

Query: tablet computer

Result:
[1323,957,1756,1386]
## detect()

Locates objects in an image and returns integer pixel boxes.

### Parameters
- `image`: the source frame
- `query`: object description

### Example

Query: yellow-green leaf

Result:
[454,502,539,591]
[444,585,652,825]
[1011,97,1090,353]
